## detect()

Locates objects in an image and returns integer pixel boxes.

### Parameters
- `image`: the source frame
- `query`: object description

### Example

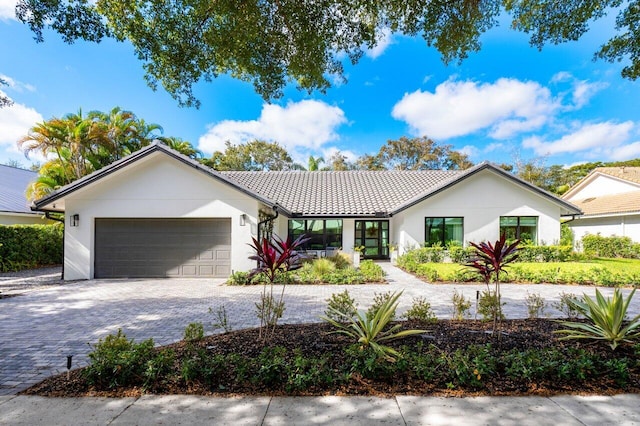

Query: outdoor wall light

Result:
[240,213,247,226]
[71,214,79,227]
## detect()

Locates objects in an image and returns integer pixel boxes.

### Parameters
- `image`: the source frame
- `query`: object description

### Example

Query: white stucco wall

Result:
[391,169,563,254]
[63,152,259,279]
[566,174,640,200]
[568,214,640,244]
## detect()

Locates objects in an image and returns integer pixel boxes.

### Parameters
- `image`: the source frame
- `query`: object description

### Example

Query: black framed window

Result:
[288,219,342,249]
[500,216,537,242]
[425,217,463,246]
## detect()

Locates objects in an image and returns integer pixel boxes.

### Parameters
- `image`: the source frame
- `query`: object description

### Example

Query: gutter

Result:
[45,212,65,280]
[257,205,280,242]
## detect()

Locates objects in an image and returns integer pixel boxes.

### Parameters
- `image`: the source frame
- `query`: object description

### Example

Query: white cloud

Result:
[484,142,505,153]
[608,141,640,161]
[0,92,44,157]
[322,146,358,162]
[459,145,479,157]
[198,100,347,154]
[570,80,608,109]
[0,74,36,93]
[522,121,635,156]
[0,1,17,21]
[366,28,394,59]
[391,78,558,140]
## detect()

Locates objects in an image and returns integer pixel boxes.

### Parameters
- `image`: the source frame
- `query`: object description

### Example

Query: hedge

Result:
[0,223,63,271]
[581,234,640,259]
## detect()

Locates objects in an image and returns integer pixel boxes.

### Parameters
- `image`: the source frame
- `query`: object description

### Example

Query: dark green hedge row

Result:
[0,223,63,271]
[582,234,640,259]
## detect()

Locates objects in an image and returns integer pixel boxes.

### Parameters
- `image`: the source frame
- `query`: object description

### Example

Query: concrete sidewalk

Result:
[1,394,639,425]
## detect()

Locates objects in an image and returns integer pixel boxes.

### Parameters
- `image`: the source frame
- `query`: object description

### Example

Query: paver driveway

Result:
[1,263,638,395]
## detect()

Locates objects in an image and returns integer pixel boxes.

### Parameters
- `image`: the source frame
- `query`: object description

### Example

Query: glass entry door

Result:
[355,220,389,259]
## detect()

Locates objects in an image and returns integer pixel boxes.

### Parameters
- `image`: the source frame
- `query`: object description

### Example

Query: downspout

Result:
[45,212,65,280]
[257,205,279,242]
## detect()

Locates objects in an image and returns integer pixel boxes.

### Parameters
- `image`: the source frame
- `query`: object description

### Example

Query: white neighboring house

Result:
[562,167,640,243]
[32,142,581,280]
[0,164,50,225]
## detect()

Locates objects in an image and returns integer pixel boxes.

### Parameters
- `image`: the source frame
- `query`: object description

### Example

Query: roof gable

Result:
[563,167,640,200]
[32,142,282,213]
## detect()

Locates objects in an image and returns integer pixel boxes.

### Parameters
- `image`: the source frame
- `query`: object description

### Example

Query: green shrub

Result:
[324,290,357,321]
[582,234,640,259]
[327,252,352,269]
[477,291,505,322]
[555,288,640,350]
[84,329,157,389]
[452,289,472,320]
[227,271,252,285]
[0,224,63,271]
[210,305,232,333]
[183,322,205,342]
[525,292,546,319]
[553,292,582,319]
[516,245,574,263]
[403,296,437,323]
[367,291,395,320]
[322,291,426,361]
[311,258,336,276]
[359,259,384,280]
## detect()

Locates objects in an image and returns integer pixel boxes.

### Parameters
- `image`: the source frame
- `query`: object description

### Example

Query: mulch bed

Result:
[21,319,640,398]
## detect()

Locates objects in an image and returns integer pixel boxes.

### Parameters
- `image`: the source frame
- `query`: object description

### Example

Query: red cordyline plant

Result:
[466,234,520,331]
[248,233,309,339]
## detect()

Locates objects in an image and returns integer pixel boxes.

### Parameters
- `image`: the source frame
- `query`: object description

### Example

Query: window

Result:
[500,216,537,242]
[425,217,463,246]
[288,219,343,249]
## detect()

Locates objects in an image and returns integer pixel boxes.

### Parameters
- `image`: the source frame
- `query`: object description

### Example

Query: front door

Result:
[355,220,389,259]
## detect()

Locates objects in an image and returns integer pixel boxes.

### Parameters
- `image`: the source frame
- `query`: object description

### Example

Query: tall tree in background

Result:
[18,107,199,200]
[15,1,640,107]
[325,151,353,171]
[204,140,302,171]
[378,136,473,170]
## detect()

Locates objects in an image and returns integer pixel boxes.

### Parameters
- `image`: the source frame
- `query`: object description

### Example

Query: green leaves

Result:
[321,291,426,361]
[19,1,640,105]
[555,288,640,350]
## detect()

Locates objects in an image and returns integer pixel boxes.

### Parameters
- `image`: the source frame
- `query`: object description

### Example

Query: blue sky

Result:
[1,4,639,169]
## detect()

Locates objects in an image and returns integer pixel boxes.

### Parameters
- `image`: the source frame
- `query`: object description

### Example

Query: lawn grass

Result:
[407,258,640,286]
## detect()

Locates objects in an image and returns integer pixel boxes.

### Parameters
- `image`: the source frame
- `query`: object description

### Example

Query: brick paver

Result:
[1,263,638,395]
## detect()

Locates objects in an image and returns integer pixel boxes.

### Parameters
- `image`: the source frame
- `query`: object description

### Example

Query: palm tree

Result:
[158,136,203,160]
[308,155,324,171]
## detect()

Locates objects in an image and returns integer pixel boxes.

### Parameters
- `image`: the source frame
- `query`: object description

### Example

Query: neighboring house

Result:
[0,164,49,225]
[32,142,581,280]
[562,167,640,243]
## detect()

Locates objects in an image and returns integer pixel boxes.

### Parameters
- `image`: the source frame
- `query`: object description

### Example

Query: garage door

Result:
[95,218,231,278]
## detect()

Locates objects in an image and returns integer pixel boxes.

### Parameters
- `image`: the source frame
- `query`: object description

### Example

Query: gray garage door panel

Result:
[95,218,231,278]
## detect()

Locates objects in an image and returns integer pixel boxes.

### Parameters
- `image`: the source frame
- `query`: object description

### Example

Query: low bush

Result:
[403,297,437,323]
[0,223,63,271]
[183,322,205,342]
[582,234,640,259]
[516,245,574,263]
[525,292,546,319]
[228,258,384,285]
[324,290,357,321]
[451,290,472,320]
[84,329,168,389]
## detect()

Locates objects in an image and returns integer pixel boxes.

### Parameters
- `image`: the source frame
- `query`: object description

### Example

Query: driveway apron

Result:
[1,263,638,395]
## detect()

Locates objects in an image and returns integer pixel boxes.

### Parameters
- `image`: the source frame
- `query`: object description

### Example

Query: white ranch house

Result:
[562,167,640,243]
[33,142,581,280]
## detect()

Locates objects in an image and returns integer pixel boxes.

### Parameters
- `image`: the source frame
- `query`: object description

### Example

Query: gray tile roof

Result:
[0,165,37,215]
[222,170,463,215]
